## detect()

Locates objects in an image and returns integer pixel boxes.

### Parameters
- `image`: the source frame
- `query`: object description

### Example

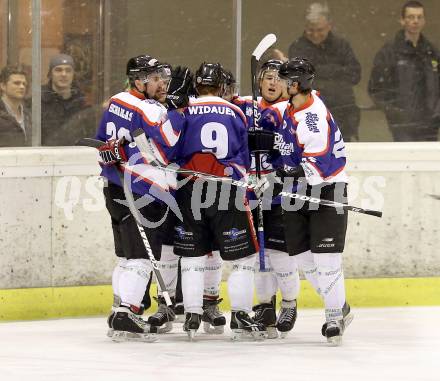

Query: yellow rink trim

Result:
[1,277,439,321]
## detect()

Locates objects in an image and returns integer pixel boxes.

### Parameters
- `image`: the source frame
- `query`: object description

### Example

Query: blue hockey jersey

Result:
[95,90,184,199]
[175,96,249,181]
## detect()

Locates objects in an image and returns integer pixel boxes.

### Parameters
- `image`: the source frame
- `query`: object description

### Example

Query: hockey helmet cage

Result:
[278,57,315,91]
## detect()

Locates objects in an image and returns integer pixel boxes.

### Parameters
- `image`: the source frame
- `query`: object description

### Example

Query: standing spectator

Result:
[368,1,440,141]
[41,54,88,145]
[0,66,31,147]
[284,3,361,142]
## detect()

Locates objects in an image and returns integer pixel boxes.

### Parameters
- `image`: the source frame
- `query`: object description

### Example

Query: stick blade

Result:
[252,33,277,60]
[75,137,105,149]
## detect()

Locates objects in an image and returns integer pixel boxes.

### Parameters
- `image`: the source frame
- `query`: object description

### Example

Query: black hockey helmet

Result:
[126,55,170,79]
[259,59,283,80]
[278,57,315,91]
[222,69,236,86]
[195,62,224,88]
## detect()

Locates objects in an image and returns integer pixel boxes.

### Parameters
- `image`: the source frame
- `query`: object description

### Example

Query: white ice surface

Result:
[0,307,439,381]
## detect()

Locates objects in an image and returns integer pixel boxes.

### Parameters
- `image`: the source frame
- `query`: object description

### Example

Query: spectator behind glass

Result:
[275,3,361,142]
[368,1,440,142]
[0,66,31,147]
[41,53,89,145]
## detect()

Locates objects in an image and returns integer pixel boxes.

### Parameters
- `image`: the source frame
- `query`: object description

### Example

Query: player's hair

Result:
[401,1,424,18]
[196,85,221,96]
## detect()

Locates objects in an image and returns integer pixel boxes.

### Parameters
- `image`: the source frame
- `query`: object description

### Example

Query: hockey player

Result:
[230,61,300,339]
[95,55,191,342]
[146,67,226,335]
[173,62,266,341]
[272,57,353,345]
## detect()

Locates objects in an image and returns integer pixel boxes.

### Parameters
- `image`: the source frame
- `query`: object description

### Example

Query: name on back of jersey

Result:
[108,103,133,121]
[188,105,237,118]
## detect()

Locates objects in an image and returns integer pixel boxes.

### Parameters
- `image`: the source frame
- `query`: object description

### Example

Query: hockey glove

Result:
[248,174,270,198]
[166,66,194,110]
[98,138,128,166]
[248,130,275,153]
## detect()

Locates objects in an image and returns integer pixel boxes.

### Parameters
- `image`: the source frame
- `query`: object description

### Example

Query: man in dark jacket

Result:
[368,1,440,141]
[0,65,31,147]
[41,54,89,146]
[287,2,361,142]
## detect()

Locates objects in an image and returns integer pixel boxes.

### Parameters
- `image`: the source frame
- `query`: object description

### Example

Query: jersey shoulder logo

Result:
[305,112,319,133]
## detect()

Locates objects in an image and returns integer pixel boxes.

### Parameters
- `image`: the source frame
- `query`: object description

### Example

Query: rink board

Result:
[1,277,439,321]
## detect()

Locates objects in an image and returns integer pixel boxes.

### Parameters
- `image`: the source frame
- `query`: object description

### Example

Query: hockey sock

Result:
[295,250,321,296]
[269,249,300,302]
[313,252,346,322]
[156,245,179,298]
[204,251,223,299]
[119,258,152,308]
[228,254,256,313]
[112,257,127,305]
[254,253,277,303]
[181,256,205,315]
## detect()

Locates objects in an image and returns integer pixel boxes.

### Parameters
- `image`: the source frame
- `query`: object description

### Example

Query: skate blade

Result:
[279,331,289,339]
[266,326,278,339]
[231,329,267,342]
[327,335,342,346]
[203,322,225,334]
[157,322,173,334]
[187,329,198,341]
[344,313,354,329]
[107,328,114,338]
[111,330,158,343]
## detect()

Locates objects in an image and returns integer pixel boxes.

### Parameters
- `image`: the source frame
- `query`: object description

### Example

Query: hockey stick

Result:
[76,138,173,306]
[129,129,383,220]
[78,135,381,218]
[251,33,277,271]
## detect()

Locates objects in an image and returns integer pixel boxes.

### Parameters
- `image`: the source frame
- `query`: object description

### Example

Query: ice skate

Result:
[111,306,158,342]
[322,302,353,346]
[276,299,297,338]
[174,302,185,323]
[106,311,115,338]
[147,296,175,334]
[252,302,277,339]
[230,311,268,341]
[183,313,202,341]
[202,298,226,334]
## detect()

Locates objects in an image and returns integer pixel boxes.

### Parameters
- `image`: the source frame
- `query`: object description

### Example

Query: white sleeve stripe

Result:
[160,119,180,146]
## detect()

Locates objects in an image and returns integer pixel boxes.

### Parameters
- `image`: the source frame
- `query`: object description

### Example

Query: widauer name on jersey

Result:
[188,105,237,118]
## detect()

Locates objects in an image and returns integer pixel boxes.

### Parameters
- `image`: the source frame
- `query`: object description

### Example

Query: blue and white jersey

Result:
[231,95,286,175]
[175,96,249,181]
[95,90,183,198]
[275,90,348,186]
[232,95,287,204]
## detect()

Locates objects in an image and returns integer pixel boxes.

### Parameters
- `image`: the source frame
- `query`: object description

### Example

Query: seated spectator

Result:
[41,53,89,146]
[0,65,31,147]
